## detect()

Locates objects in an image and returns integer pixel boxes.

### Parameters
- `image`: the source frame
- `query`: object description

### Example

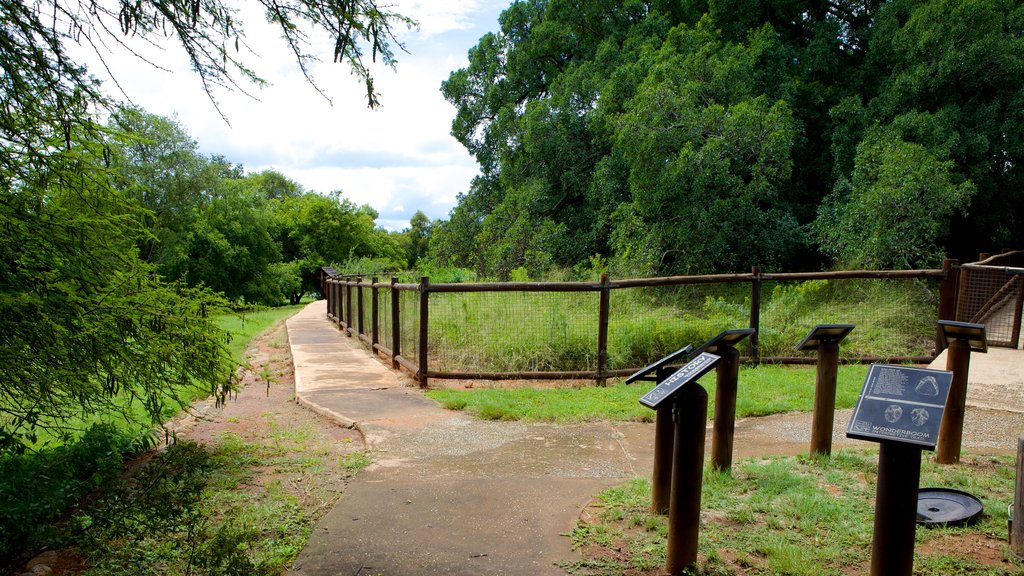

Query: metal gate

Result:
[955,251,1024,349]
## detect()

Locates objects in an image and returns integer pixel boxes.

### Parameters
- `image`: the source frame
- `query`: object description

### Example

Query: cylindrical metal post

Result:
[870,442,922,576]
[665,383,708,575]
[810,340,840,456]
[711,344,740,471]
[371,276,379,348]
[652,405,674,514]
[1013,437,1024,557]
[418,276,429,388]
[596,273,610,387]
[749,266,761,363]
[391,277,400,369]
[936,338,971,464]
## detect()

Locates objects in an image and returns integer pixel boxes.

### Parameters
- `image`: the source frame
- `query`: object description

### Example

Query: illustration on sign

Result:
[846,364,953,449]
[639,352,721,409]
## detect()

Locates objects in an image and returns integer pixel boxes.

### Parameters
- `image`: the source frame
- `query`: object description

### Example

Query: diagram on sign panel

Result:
[914,375,940,397]
[910,408,929,427]
[884,404,903,423]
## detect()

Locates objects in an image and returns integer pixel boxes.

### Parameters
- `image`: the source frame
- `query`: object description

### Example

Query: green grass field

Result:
[426,364,870,422]
[564,451,1019,575]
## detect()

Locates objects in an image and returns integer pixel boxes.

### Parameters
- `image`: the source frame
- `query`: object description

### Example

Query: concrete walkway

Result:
[285,300,1024,576]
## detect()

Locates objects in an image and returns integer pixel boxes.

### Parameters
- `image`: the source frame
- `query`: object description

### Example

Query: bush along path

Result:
[17,317,368,576]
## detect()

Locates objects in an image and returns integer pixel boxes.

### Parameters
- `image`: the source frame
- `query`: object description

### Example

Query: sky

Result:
[72,1,511,231]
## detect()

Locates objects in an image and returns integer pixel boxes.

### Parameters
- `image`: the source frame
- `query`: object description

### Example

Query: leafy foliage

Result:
[438,0,1024,275]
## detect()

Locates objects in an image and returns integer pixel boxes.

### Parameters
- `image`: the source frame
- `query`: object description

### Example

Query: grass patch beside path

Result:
[426,364,870,423]
[216,303,307,366]
[564,451,1019,575]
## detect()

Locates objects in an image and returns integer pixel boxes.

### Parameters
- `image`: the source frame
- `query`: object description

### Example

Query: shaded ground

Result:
[26,319,364,575]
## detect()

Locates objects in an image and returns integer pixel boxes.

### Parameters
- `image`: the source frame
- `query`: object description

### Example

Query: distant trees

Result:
[437,0,1024,277]
[0,0,412,451]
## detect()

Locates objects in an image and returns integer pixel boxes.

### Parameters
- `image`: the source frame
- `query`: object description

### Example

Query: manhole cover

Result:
[917,488,984,526]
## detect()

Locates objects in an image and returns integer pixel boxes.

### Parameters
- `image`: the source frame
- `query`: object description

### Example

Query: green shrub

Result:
[0,424,142,569]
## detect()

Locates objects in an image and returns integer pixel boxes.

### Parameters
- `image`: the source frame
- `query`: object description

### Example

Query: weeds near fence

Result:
[325,268,947,385]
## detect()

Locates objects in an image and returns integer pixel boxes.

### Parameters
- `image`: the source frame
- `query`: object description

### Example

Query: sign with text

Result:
[846,364,953,449]
[639,352,721,409]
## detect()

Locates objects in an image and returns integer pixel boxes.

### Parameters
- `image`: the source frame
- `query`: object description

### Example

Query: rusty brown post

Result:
[936,338,971,464]
[749,266,761,363]
[597,273,611,387]
[418,276,429,388]
[345,279,353,335]
[391,277,400,369]
[936,259,960,353]
[651,367,675,514]
[356,276,365,336]
[810,339,840,456]
[870,442,922,576]
[711,344,740,471]
[371,276,379,349]
[665,383,708,575]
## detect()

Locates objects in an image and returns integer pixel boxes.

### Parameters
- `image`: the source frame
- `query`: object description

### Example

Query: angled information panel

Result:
[639,352,721,409]
[625,345,694,384]
[846,364,953,449]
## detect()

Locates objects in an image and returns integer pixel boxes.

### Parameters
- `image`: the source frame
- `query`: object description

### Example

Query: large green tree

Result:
[0,0,411,451]
[439,0,1024,275]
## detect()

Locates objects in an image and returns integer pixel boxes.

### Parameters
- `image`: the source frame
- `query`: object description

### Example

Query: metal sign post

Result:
[637,352,721,575]
[797,324,855,456]
[626,345,693,514]
[847,364,953,576]
[690,329,755,471]
[934,320,987,464]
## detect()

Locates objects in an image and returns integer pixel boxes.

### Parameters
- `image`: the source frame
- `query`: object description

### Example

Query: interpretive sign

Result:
[847,364,953,449]
[626,345,694,384]
[639,352,720,409]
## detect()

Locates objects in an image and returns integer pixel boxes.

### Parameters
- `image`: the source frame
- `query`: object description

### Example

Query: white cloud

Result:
[66,1,511,224]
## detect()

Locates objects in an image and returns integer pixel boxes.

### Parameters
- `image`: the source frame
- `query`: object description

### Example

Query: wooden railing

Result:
[322,262,959,388]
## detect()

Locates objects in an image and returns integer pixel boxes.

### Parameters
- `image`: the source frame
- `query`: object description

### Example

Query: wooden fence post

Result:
[371,276,379,350]
[936,258,960,354]
[419,276,429,388]
[391,277,400,370]
[597,273,611,387]
[749,266,761,363]
[356,276,365,336]
[345,279,353,336]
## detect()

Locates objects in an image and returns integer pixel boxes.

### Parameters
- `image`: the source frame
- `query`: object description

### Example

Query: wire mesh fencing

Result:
[321,266,955,387]
[956,264,1023,348]
[428,290,600,374]
[757,277,939,360]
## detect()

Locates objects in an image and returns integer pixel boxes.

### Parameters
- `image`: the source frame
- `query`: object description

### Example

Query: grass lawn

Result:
[426,364,871,423]
[564,450,1020,575]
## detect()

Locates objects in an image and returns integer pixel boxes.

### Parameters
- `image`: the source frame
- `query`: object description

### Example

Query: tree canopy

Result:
[434,0,1024,277]
[0,0,412,451]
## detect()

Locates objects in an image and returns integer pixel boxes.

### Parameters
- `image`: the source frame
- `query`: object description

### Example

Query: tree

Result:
[405,211,432,268]
[440,0,1024,274]
[0,0,413,451]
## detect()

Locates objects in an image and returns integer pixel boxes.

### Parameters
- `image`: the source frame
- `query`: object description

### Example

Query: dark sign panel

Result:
[846,364,953,449]
[625,344,694,384]
[639,352,721,409]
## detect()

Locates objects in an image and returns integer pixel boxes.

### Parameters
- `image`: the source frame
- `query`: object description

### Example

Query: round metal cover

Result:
[917,488,984,526]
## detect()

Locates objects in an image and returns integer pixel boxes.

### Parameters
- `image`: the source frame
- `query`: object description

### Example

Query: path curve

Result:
[286,300,1023,576]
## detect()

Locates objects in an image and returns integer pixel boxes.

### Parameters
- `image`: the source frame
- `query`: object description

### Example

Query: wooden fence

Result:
[322,261,960,388]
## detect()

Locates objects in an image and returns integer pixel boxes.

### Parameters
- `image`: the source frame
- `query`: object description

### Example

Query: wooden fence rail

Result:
[322,262,959,388]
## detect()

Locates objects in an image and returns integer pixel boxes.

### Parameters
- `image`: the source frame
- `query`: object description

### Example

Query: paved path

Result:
[285,300,1024,576]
